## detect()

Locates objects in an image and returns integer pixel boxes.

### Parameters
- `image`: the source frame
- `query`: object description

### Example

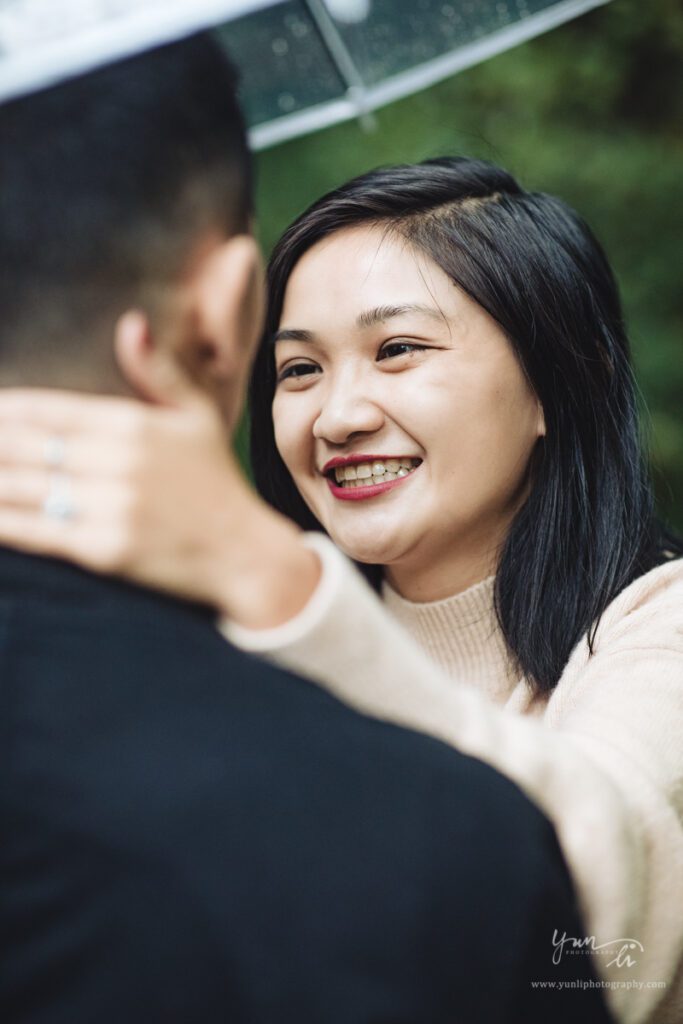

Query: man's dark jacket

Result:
[0,546,611,1023]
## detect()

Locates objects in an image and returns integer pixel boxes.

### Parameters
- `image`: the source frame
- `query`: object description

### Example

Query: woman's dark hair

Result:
[249,156,682,695]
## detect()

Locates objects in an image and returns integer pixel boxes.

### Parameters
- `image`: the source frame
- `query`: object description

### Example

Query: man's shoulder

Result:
[0,546,556,817]
[0,544,561,869]
[0,544,217,626]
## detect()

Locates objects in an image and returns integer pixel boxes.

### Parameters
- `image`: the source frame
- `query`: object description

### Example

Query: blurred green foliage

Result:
[252,0,682,531]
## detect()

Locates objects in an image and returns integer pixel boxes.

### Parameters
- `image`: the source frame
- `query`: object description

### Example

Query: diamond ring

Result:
[44,435,67,469]
[43,473,76,521]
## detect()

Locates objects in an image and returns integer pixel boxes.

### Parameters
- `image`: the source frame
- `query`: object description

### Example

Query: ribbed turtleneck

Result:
[381,575,522,705]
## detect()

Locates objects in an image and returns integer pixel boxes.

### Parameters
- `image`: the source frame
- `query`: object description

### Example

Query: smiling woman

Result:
[251,157,682,691]
[239,157,683,1024]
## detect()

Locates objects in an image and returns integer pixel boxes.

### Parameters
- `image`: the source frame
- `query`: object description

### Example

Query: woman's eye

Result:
[377,341,428,361]
[277,362,320,383]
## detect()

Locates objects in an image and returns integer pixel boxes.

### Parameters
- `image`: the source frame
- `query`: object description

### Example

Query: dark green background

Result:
[250,0,682,532]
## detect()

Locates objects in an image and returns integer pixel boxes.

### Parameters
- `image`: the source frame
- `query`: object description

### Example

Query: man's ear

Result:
[189,234,265,428]
[114,234,264,414]
[192,234,265,384]
[113,309,204,408]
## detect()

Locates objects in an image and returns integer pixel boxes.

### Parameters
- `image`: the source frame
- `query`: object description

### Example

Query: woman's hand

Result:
[0,388,321,628]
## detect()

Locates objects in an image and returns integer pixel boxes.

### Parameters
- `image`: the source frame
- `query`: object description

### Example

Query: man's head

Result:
[0,32,263,425]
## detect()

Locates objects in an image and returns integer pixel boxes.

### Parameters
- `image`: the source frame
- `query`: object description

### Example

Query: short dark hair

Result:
[250,156,682,695]
[0,32,251,384]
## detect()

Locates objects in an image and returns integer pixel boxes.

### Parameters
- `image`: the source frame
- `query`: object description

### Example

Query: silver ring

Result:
[44,435,67,469]
[43,473,76,522]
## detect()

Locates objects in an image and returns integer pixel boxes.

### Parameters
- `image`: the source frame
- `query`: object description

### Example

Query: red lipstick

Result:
[326,464,421,502]
[322,454,410,474]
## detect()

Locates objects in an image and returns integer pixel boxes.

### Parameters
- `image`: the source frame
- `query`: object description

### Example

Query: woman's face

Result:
[272,225,545,596]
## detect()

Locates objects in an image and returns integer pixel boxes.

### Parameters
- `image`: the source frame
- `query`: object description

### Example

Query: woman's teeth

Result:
[333,458,420,488]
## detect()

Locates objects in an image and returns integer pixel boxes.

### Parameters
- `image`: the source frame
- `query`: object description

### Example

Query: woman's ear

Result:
[537,400,546,438]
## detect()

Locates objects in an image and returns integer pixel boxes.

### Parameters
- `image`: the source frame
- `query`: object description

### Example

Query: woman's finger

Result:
[0,478,138,573]
[0,468,133,525]
[0,467,53,509]
[0,426,135,476]
[0,468,114,519]
[0,508,125,575]
[0,388,149,435]
[0,506,85,561]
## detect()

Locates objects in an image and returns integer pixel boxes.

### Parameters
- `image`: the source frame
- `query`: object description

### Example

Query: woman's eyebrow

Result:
[356,303,447,329]
[272,303,446,345]
[272,327,315,344]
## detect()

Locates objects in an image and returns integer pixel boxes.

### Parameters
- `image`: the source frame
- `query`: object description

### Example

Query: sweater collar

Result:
[382,573,497,626]
[381,574,521,704]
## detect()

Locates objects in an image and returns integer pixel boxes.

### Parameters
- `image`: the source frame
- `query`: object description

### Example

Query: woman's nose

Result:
[312,380,385,445]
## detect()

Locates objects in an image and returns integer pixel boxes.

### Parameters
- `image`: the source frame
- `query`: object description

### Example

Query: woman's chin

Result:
[315,498,424,567]
[330,529,408,568]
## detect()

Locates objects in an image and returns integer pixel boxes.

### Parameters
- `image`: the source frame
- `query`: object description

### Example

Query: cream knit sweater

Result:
[222,535,683,1024]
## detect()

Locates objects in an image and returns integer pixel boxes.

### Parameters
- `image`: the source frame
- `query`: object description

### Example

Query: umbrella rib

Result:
[302,0,374,129]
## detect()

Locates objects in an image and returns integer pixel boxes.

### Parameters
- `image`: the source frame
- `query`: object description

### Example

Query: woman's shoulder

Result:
[592,555,683,651]
[552,556,683,721]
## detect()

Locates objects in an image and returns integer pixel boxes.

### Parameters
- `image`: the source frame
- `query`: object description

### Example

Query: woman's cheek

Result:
[273,396,308,479]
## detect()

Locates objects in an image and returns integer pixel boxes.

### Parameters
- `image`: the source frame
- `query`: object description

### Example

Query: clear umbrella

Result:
[0,0,613,148]
[226,0,614,149]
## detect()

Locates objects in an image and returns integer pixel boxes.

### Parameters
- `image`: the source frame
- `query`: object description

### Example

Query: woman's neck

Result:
[384,541,499,603]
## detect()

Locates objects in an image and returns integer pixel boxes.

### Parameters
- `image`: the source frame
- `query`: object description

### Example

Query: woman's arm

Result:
[221,535,683,1024]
